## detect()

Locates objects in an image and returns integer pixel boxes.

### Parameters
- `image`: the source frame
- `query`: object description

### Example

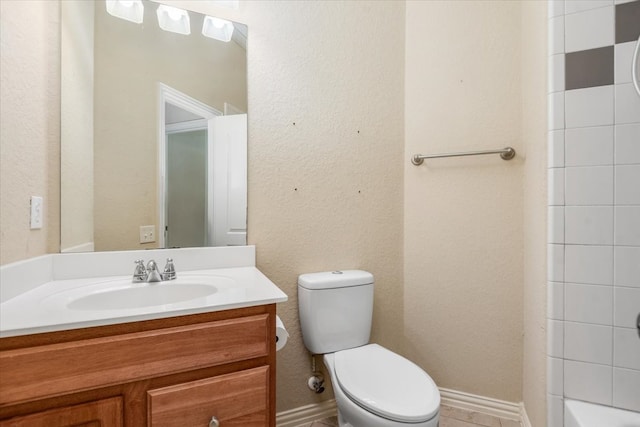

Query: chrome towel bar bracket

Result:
[411,146,516,165]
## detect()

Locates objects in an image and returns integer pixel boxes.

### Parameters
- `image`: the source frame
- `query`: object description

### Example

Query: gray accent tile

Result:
[565,46,614,90]
[615,0,640,43]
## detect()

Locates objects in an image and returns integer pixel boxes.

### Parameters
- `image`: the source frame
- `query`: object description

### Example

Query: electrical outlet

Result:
[139,225,156,243]
[30,196,43,229]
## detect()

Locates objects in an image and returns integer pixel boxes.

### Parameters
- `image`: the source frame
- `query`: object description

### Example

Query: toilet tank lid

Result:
[298,270,373,290]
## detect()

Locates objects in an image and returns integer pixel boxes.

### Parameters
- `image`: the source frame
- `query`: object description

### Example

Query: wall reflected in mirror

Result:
[61,0,247,253]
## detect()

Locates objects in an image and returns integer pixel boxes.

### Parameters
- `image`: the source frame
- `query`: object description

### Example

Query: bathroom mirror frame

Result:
[60,0,248,253]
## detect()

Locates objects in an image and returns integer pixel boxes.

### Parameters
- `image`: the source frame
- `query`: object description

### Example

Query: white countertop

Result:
[0,247,288,338]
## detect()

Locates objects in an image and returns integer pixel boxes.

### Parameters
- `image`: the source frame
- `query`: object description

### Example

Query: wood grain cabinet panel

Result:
[148,366,269,427]
[0,315,269,406]
[0,305,276,426]
[0,397,122,427]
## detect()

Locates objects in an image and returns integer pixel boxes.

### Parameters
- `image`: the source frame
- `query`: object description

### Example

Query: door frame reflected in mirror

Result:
[158,83,221,248]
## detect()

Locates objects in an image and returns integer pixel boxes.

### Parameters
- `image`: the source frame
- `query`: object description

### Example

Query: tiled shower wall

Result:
[546,0,640,425]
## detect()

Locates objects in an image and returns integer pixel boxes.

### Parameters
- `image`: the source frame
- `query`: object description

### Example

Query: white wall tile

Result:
[615,206,640,246]
[565,126,614,166]
[549,130,565,168]
[549,244,565,282]
[548,356,564,395]
[565,206,613,245]
[564,360,612,405]
[565,283,613,325]
[565,0,613,15]
[549,16,565,55]
[615,83,640,125]
[565,166,613,205]
[548,319,565,358]
[565,85,614,128]
[549,54,565,93]
[615,124,640,165]
[615,165,640,205]
[614,327,640,370]
[615,41,638,84]
[613,368,640,412]
[564,6,614,53]
[549,91,566,130]
[614,286,640,328]
[548,393,564,427]
[549,281,565,320]
[565,321,613,364]
[549,168,565,206]
[549,206,565,244]
[615,246,640,287]
[565,245,613,285]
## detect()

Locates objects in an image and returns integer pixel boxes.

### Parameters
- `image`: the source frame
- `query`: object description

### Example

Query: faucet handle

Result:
[133,259,147,282]
[162,258,176,280]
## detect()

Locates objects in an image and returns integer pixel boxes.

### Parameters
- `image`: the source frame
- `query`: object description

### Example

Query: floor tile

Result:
[305,405,522,427]
[441,405,501,427]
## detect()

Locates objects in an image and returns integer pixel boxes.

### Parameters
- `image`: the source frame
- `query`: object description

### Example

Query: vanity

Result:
[0,1,278,424]
[0,247,287,427]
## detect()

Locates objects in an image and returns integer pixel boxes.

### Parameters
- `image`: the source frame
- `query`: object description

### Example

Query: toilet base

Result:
[323,351,439,427]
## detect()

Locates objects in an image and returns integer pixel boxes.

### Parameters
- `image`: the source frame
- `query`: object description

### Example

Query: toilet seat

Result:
[334,344,440,424]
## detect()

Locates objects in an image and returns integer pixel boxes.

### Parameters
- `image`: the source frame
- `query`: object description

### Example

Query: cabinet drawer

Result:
[148,366,269,427]
[0,397,122,427]
[0,315,269,406]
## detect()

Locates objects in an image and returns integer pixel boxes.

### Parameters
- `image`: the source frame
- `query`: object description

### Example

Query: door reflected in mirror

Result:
[61,0,247,253]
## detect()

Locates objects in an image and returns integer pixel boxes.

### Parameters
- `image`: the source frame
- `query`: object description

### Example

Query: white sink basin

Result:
[68,283,217,310]
[44,275,236,311]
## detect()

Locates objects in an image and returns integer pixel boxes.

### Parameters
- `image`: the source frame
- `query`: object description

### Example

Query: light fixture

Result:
[106,0,144,24]
[202,16,234,42]
[156,5,191,35]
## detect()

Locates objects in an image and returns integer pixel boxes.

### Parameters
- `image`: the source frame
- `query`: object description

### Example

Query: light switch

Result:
[139,225,156,243]
[30,196,43,229]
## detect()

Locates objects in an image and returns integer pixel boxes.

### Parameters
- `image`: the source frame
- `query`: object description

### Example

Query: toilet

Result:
[298,270,440,427]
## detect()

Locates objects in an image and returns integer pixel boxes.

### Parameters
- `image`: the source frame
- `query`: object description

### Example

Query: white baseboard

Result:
[276,389,531,427]
[276,399,337,427]
[520,403,532,427]
[61,241,94,253]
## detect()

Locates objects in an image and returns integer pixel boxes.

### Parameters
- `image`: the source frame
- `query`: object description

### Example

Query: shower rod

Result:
[411,146,516,165]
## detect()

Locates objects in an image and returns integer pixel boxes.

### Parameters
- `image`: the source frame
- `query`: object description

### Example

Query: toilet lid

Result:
[334,344,440,423]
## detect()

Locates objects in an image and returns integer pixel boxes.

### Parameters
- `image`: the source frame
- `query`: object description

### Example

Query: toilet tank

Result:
[298,270,374,354]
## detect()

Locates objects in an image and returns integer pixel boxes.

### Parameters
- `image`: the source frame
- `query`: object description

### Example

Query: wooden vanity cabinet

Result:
[0,305,277,427]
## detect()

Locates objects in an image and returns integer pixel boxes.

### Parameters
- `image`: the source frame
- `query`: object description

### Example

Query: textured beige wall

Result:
[61,0,94,252]
[404,1,524,402]
[244,1,406,411]
[93,3,246,251]
[0,0,60,265]
[521,2,547,425]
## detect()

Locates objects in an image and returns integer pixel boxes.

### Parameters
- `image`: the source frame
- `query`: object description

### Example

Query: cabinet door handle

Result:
[209,416,220,427]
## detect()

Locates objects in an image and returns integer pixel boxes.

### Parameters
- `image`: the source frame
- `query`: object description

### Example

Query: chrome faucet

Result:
[132,259,177,283]
[132,259,148,282]
[146,260,162,282]
[162,258,176,281]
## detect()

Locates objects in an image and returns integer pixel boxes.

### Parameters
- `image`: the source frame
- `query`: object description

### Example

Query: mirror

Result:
[61,0,247,253]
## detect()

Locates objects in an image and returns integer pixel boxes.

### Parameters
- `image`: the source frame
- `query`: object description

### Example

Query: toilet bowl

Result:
[324,344,440,427]
[298,270,441,427]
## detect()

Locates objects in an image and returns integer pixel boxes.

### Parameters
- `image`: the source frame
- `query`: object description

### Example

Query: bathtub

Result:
[565,400,640,427]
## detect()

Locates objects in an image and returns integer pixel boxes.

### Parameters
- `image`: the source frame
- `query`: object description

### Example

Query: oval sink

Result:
[38,274,238,312]
[68,283,217,311]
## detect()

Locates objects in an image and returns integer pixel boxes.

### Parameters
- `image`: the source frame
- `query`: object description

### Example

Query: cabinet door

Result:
[148,366,269,427]
[0,397,122,427]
